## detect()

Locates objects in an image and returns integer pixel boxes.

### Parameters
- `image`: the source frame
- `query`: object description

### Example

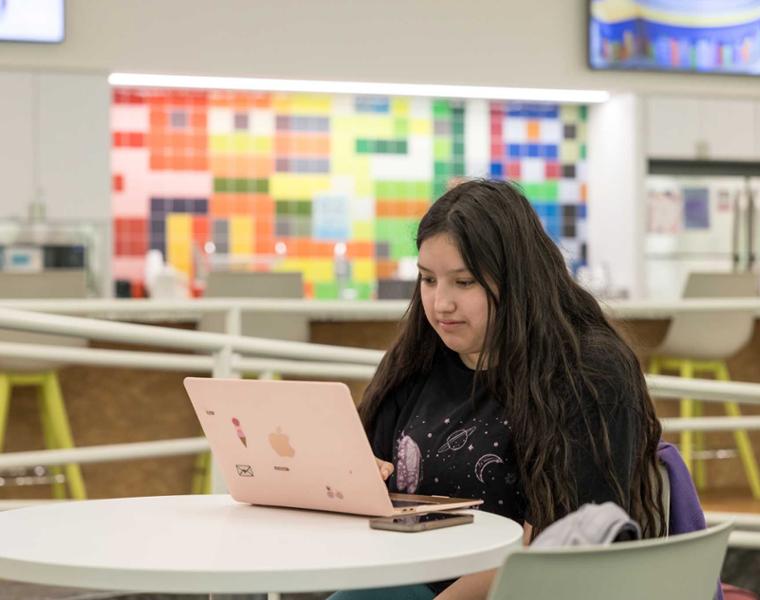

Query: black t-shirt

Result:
[368,342,641,593]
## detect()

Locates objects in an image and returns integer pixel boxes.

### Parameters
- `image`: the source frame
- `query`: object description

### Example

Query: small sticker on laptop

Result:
[326,485,343,500]
[205,409,215,416]
[232,417,247,447]
[236,464,254,477]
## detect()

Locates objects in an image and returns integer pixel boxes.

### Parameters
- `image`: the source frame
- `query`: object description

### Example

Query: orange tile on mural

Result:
[580,183,587,201]
[347,241,373,259]
[255,238,275,254]
[150,110,168,128]
[377,260,397,279]
[527,121,540,141]
[255,220,273,238]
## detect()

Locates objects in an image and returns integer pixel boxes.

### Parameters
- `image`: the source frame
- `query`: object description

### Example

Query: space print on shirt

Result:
[392,408,521,513]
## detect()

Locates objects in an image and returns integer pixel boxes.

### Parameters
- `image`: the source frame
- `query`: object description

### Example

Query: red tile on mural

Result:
[545,162,561,179]
[506,162,521,179]
[113,174,124,192]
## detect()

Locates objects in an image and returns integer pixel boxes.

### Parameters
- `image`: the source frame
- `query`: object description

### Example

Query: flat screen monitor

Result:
[0,0,64,43]
[589,0,760,75]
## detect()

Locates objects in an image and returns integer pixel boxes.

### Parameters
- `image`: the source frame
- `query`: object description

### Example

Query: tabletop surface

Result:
[0,494,524,594]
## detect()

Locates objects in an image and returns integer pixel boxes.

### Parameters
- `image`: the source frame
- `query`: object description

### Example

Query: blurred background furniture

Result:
[649,271,760,499]
[0,271,88,499]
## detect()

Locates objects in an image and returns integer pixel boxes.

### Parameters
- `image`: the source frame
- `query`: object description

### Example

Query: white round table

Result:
[0,495,523,597]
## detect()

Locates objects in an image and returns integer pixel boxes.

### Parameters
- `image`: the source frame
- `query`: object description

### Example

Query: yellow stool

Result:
[650,357,760,500]
[0,371,87,500]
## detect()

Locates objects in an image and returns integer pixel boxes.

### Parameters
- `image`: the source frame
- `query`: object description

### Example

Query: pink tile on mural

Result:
[113,256,148,281]
[112,148,152,218]
[148,171,213,198]
[111,105,150,132]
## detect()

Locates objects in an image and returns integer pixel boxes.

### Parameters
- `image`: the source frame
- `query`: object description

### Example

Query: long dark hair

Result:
[359,179,665,537]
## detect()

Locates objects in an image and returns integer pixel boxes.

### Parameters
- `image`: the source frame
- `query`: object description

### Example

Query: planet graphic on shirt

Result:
[436,426,477,454]
[474,454,504,483]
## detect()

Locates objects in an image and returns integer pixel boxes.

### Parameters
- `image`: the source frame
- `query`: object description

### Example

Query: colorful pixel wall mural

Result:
[112,89,587,299]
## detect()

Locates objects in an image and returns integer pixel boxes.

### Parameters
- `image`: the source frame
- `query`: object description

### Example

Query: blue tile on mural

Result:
[151,198,167,214]
[275,116,291,131]
[541,145,559,159]
[150,219,165,234]
[355,96,389,113]
[527,144,541,158]
[577,204,587,218]
[490,162,504,177]
[507,144,521,158]
[276,158,290,172]
[193,199,208,214]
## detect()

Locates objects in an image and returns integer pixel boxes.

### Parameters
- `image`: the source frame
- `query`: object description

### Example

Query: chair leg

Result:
[679,361,695,477]
[716,363,760,500]
[40,372,87,500]
[37,391,67,500]
[648,357,660,375]
[0,374,10,451]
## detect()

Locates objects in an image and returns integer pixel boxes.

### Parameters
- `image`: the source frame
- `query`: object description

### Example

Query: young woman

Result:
[330,179,665,600]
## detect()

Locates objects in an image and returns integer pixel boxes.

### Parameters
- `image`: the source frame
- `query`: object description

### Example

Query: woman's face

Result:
[417,233,490,369]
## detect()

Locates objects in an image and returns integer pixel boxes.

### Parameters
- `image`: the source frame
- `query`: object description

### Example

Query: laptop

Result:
[184,377,483,517]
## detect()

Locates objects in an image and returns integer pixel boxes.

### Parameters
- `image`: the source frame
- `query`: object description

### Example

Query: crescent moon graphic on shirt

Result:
[474,454,504,484]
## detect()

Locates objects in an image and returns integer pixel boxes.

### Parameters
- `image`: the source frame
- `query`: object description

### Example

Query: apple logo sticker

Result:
[268,426,295,458]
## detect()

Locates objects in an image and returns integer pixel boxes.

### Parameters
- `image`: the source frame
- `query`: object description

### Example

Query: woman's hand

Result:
[375,457,394,481]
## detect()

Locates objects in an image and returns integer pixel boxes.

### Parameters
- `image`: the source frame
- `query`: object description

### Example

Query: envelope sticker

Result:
[236,464,254,477]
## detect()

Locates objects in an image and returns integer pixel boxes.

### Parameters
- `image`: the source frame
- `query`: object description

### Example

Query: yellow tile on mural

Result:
[209,134,234,153]
[270,174,331,198]
[272,94,291,112]
[230,215,254,256]
[353,259,375,283]
[410,118,431,135]
[561,105,579,122]
[252,136,273,154]
[560,142,580,162]
[391,98,410,116]
[354,115,393,137]
[278,259,308,275]
[352,221,373,240]
[167,214,192,277]
[290,94,332,114]
[354,176,373,197]
[331,116,354,134]
[309,259,335,283]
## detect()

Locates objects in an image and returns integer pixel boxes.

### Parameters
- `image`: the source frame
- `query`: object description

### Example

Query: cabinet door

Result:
[698,99,756,160]
[646,96,701,159]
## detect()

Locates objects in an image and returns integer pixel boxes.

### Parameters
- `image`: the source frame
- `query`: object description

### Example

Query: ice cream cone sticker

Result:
[232,417,247,448]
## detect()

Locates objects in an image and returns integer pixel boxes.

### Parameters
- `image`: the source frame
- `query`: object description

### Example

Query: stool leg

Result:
[0,374,10,451]
[40,372,87,500]
[716,363,760,500]
[693,397,708,491]
[679,361,696,477]
[37,391,67,500]
[192,452,213,495]
[648,357,660,375]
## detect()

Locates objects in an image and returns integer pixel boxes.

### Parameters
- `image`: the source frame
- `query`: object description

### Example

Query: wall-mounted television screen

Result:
[589,0,760,75]
[0,0,64,43]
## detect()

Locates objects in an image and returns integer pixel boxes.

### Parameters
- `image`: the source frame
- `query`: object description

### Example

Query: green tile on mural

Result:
[275,201,289,216]
[580,144,587,159]
[434,138,452,161]
[393,118,409,136]
[314,282,339,300]
[579,105,588,121]
[451,119,465,136]
[433,100,451,118]
[393,140,408,154]
[353,282,373,300]
[451,160,465,177]
[545,181,558,201]
[296,200,311,216]
[452,141,465,157]
[434,162,450,177]
[521,182,542,200]
[415,181,432,199]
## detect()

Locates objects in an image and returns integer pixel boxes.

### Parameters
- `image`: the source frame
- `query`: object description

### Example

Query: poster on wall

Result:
[589,0,760,75]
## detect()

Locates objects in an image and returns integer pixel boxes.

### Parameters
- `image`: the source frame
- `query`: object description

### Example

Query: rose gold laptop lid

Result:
[184,377,482,517]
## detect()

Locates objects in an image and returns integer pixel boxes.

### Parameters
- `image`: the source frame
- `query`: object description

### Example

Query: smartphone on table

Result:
[369,511,474,532]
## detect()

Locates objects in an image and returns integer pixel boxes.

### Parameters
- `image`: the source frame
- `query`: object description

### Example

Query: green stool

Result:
[0,371,87,500]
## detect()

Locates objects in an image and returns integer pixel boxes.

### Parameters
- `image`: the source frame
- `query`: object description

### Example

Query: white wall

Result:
[587,94,646,299]
[0,0,759,98]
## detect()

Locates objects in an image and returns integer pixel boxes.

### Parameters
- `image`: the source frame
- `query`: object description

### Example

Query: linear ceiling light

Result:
[108,73,610,104]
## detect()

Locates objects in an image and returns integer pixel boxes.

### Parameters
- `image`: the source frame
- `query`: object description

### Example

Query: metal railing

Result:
[0,301,759,548]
